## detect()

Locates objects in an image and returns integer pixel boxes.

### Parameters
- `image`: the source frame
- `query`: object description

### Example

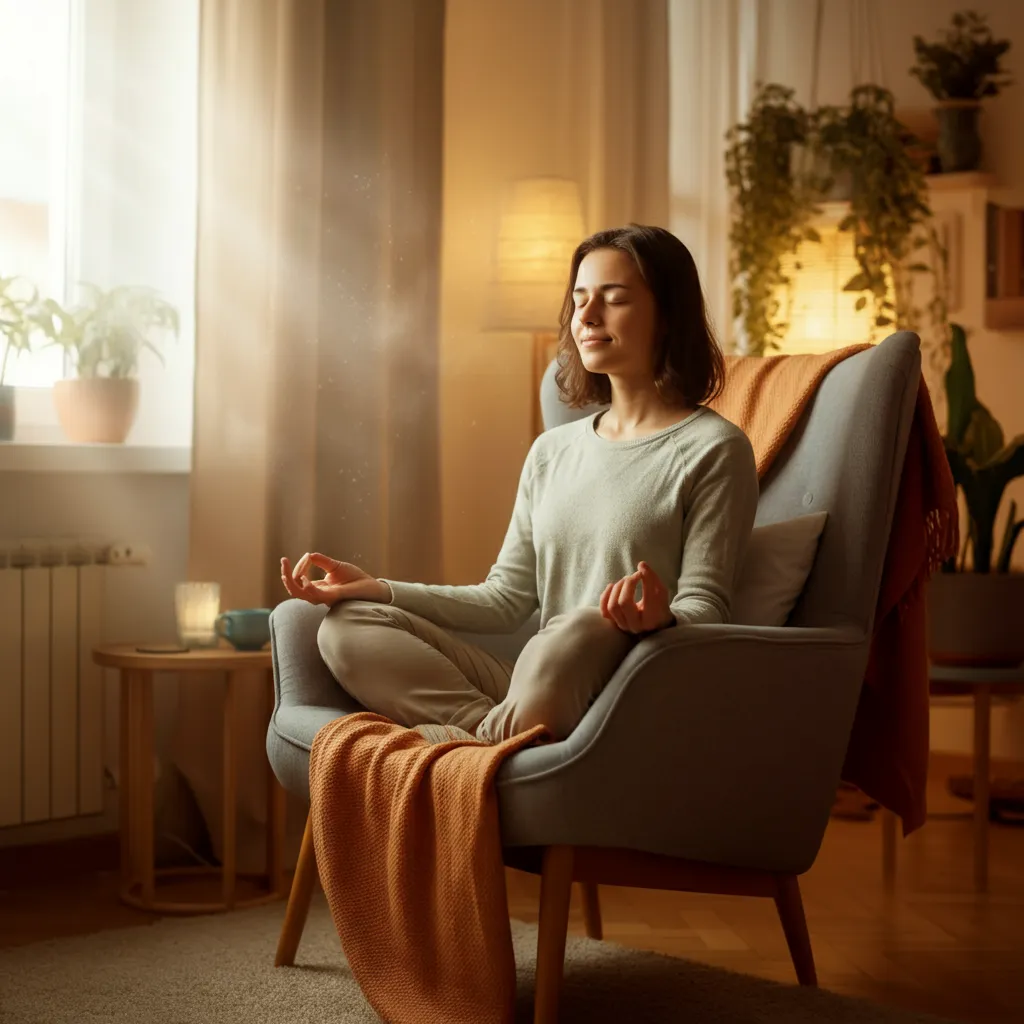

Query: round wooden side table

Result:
[93,643,288,914]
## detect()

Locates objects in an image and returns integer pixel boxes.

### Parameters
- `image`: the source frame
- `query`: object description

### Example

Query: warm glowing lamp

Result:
[174,581,221,648]
[489,177,585,434]
[492,177,585,329]
[777,202,893,354]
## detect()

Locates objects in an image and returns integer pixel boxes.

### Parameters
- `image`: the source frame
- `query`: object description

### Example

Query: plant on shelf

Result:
[942,323,1024,574]
[34,284,180,444]
[911,10,1012,101]
[724,84,821,356]
[814,85,946,346]
[909,10,1013,172]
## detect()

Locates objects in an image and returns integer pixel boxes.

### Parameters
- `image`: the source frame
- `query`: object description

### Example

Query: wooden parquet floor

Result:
[2,755,1022,1023]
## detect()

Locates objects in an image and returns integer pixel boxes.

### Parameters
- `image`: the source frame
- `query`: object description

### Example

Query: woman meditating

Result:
[280,224,758,744]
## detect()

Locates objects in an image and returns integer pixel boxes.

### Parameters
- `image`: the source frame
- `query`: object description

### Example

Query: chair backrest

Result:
[539,332,922,635]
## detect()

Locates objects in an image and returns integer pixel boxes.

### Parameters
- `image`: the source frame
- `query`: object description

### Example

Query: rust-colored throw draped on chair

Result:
[708,345,959,835]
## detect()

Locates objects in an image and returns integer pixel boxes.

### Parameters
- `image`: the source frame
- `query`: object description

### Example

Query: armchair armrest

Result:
[496,623,870,875]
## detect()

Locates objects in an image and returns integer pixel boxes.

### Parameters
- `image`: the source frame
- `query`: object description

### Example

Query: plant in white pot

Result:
[38,284,179,444]
[929,323,1024,666]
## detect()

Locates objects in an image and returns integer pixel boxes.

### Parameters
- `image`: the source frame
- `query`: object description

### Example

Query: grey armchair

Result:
[267,331,922,1021]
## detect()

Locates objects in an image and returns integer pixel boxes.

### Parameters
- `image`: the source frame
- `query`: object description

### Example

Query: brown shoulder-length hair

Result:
[554,224,725,409]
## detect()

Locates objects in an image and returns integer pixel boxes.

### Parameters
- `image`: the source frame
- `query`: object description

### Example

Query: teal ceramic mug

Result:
[215,608,271,651]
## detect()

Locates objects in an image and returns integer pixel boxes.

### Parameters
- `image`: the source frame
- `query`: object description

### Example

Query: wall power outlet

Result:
[108,542,152,566]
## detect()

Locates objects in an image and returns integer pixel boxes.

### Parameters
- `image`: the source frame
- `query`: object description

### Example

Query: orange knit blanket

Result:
[707,344,959,834]
[309,714,547,1024]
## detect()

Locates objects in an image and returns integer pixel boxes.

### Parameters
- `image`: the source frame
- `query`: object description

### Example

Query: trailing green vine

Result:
[724,85,820,355]
[726,82,949,358]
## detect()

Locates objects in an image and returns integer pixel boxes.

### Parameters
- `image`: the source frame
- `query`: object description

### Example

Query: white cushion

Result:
[731,512,829,627]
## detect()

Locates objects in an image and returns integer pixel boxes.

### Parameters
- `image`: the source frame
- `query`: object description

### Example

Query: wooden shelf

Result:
[984,297,1024,330]
[927,171,999,191]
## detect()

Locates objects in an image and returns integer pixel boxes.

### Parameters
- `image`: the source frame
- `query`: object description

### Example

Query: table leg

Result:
[266,669,287,897]
[223,671,238,909]
[135,671,156,906]
[973,684,991,893]
[119,670,133,892]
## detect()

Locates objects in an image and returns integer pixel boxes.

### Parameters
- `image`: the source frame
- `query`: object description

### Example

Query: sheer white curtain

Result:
[668,0,763,353]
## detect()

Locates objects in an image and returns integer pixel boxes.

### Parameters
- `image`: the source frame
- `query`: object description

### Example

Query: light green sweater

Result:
[381,406,759,633]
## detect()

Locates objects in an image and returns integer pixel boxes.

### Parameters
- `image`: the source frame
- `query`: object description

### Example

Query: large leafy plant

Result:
[943,323,1024,573]
[911,10,1012,101]
[37,284,179,379]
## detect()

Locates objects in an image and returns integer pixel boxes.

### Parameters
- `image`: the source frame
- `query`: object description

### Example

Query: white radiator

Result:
[0,541,108,828]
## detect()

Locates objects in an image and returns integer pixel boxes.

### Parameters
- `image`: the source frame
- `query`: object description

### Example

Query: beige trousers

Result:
[316,601,638,743]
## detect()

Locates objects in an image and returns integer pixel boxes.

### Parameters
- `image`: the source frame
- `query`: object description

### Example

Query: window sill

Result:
[0,442,191,474]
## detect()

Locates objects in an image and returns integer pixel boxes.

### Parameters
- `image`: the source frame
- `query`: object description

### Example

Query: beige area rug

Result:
[0,895,957,1024]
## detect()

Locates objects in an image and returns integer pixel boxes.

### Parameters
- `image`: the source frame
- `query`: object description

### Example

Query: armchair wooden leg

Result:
[774,874,817,987]
[579,882,602,940]
[534,845,574,1024]
[274,811,318,967]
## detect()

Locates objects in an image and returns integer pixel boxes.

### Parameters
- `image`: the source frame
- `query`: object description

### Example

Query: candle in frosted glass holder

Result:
[175,582,221,648]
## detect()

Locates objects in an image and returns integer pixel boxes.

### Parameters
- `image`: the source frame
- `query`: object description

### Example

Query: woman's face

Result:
[570,247,659,379]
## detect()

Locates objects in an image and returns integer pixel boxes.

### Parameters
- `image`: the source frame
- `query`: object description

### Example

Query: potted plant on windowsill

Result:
[910,10,1013,173]
[928,324,1024,666]
[38,284,179,444]
[0,276,52,442]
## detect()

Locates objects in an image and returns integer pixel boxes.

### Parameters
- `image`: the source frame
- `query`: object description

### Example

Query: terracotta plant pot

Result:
[0,385,14,442]
[927,570,1024,667]
[53,377,140,444]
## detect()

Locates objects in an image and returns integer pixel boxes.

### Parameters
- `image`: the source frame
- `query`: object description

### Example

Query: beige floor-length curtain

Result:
[172,0,444,871]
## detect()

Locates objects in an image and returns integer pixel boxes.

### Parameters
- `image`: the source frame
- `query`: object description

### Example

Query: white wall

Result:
[441,0,668,585]
[0,468,189,847]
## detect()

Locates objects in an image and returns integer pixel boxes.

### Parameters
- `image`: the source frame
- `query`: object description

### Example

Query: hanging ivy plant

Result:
[726,82,949,358]
[814,85,946,342]
[724,84,821,355]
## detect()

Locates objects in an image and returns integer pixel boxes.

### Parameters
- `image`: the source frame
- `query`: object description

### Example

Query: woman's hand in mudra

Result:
[280,552,389,607]
[600,561,674,635]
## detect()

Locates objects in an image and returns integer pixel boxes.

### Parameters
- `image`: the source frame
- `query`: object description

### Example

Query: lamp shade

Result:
[777,202,891,353]
[489,177,585,331]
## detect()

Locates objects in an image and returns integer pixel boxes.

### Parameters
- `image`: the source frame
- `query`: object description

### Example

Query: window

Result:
[0,0,74,387]
[0,0,198,449]
[0,0,76,387]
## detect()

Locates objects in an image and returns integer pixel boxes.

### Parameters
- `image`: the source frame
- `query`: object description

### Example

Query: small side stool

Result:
[882,660,1024,893]
[93,643,289,914]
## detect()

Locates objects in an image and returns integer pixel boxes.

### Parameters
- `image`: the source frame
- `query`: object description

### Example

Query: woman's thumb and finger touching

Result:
[305,551,342,575]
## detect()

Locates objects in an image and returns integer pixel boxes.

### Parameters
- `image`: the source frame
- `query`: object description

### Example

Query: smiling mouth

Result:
[580,336,611,345]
